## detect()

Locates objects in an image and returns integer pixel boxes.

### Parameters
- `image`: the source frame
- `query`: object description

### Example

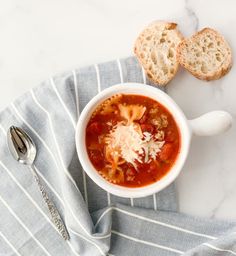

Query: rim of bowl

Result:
[75,83,191,198]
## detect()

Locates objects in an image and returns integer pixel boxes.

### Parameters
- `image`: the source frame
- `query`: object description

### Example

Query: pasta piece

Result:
[99,165,124,184]
[100,94,123,115]
[104,145,125,167]
[133,122,143,136]
[91,94,122,118]
[102,145,125,184]
[118,104,146,124]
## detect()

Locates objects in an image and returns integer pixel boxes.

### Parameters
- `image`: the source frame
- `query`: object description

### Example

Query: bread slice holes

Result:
[146,36,152,41]
[168,49,174,58]
[162,32,167,36]
[215,52,222,62]
[160,38,166,43]
[150,66,154,73]
[202,47,206,52]
[147,73,153,79]
[151,51,157,64]
[201,64,208,74]
[217,41,221,46]
[170,68,175,74]
[196,52,200,57]
[162,66,168,75]
[208,42,213,48]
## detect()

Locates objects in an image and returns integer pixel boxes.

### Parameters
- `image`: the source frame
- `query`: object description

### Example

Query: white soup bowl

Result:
[76,83,232,198]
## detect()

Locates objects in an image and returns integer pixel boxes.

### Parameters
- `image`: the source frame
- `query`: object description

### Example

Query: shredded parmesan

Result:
[105,122,165,167]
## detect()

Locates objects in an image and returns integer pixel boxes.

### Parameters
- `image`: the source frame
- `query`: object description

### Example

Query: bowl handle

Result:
[188,111,233,136]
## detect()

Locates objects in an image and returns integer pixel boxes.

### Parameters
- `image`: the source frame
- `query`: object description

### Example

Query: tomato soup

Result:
[86,94,180,188]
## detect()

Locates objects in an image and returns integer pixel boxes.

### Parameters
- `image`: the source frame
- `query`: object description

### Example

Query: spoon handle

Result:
[30,165,70,240]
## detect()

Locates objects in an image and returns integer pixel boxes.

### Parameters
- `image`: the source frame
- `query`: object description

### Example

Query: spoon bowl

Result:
[7,126,36,165]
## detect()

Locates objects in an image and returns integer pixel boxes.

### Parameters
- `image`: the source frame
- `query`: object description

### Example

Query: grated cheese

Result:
[105,122,165,167]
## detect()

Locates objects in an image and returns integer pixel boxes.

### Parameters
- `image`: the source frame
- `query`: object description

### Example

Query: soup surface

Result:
[86,94,180,187]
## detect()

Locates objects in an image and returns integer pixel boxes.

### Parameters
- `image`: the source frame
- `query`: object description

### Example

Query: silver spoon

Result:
[7,126,70,240]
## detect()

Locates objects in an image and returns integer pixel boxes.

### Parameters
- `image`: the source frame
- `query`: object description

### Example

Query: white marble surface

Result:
[1,0,236,219]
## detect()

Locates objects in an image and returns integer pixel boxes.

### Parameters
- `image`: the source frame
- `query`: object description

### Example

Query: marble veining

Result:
[184,0,199,32]
[0,0,236,220]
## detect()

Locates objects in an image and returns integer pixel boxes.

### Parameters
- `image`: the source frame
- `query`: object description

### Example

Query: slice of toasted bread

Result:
[177,28,232,81]
[134,21,184,86]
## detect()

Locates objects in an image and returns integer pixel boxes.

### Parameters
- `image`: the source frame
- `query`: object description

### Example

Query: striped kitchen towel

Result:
[0,56,236,256]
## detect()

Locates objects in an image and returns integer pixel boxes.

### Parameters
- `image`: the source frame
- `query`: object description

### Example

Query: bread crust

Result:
[134,21,184,86]
[177,28,232,81]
